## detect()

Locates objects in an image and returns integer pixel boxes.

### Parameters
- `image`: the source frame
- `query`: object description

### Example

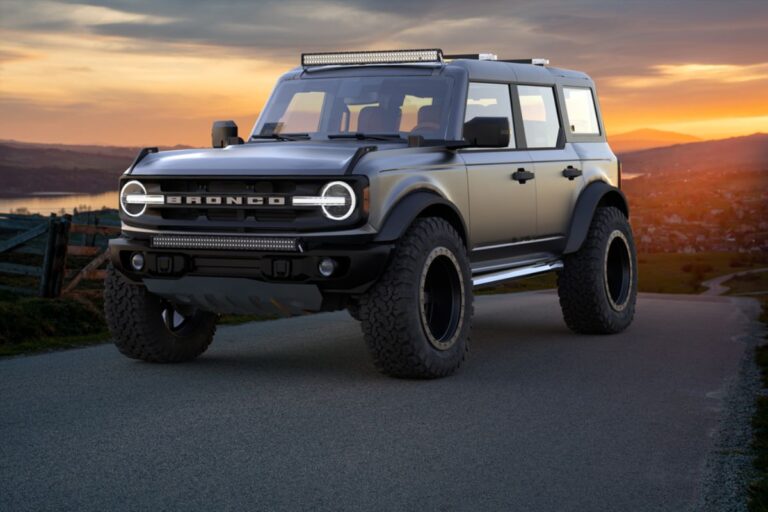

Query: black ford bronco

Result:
[105,49,637,378]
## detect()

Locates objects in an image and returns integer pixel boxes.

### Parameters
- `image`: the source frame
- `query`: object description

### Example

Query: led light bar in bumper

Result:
[302,49,443,67]
[151,235,299,252]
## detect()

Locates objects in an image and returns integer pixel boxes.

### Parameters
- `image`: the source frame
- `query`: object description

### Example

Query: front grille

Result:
[121,176,367,233]
[151,235,299,252]
[157,179,308,223]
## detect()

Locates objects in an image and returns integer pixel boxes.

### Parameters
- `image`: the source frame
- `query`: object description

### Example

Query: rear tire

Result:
[104,265,217,362]
[359,217,472,378]
[557,206,637,334]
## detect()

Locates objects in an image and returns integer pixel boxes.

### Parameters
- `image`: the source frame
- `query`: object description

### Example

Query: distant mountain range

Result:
[619,133,768,175]
[0,140,192,197]
[0,134,765,197]
[609,128,701,153]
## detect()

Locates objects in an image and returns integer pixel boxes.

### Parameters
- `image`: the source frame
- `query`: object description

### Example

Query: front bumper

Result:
[109,231,393,315]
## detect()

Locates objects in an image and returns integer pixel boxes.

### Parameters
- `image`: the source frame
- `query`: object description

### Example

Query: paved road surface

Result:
[0,292,761,512]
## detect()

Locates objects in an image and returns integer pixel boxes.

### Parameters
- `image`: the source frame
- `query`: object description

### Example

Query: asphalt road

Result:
[0,292,762,512]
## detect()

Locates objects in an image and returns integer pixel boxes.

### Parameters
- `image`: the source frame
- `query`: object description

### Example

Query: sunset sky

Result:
[0,0,766,147]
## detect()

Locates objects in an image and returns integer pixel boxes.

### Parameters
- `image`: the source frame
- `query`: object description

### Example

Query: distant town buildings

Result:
[623,167,768,254]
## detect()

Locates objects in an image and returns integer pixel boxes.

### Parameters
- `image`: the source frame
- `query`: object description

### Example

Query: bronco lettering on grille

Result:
[165,195,288,206]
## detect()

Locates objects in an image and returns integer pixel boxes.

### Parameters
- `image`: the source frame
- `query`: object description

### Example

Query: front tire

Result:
[557,206,637,334]
[346,299,362,321]
[359,217,472,378]
[104,265,217,362]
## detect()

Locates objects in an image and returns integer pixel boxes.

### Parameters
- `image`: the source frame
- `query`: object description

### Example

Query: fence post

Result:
[50,215,72,297]
[86,213,97,247]
[39,214,71,298]
[39,214,57,297]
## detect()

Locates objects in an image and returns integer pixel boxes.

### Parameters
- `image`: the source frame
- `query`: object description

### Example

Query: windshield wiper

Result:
[328,133,404,141]
[252,133,310,141]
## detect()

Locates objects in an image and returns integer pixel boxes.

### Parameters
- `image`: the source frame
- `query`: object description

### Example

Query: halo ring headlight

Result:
[320,181,356,221]
[120,180,148,217]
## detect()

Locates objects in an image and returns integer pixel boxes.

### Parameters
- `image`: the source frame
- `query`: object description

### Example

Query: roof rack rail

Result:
[443,53,498,61]
[502,58,550,66]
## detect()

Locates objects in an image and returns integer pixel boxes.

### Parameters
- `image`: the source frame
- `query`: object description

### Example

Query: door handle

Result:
[512,168,535,184]
[562,166,582,180]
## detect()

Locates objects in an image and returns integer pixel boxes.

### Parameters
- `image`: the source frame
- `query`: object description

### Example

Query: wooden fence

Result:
[0,211,120,297]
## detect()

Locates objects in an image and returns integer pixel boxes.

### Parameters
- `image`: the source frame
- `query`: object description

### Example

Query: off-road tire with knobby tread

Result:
[557,206,637,334]
[104,264,218,362]
[358,217,472,378]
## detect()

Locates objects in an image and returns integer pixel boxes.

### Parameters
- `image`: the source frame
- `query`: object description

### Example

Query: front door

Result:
[461,82,537,249]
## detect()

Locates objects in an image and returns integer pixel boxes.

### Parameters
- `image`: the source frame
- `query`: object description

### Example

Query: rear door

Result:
[460,82,535,249]
[516,84,583,239]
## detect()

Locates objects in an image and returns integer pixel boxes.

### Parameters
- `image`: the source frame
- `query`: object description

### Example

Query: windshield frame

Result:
[250,67,466,142]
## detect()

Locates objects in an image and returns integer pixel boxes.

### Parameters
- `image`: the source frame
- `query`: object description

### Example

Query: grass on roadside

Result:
[639,252,767,294]
[724,272,768,296]
[0,289,107,356]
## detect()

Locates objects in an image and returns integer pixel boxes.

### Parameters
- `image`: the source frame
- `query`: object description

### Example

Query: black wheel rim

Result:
[160,301,187,332]
[604,230,632,311]
[419,247,464,350]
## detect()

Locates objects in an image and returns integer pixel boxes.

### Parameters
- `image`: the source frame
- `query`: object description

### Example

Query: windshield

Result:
[252,76,454,141]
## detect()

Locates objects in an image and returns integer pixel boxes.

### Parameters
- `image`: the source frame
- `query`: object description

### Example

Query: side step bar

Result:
[472,260,563,287]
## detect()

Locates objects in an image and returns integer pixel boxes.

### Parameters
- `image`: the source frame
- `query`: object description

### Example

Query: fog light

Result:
[318,258,337,277]
[130,252,145,271]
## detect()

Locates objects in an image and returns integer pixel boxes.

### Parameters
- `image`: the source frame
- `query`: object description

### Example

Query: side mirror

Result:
[212,120,243,148]
[463,117,510,148]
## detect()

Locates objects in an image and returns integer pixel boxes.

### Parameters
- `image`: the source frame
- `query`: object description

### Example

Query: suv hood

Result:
[129,141,383,176]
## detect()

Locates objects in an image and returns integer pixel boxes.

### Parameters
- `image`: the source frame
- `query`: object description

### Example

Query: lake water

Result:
[0,191,118,215]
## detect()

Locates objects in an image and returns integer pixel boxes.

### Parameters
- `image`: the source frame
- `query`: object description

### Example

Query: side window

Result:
[517,85,560,148]
[464,82,515,148]
[563,87,600,135]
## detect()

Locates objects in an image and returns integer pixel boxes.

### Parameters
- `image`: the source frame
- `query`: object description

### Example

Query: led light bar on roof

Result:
[302,49,443,67]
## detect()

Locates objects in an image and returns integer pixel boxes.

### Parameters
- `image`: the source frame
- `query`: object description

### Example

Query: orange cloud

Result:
[610,62,768,88]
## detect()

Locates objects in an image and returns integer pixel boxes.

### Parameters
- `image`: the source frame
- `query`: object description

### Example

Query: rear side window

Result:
[517,85,560,148]
[563,87,600,135]
[464,82,515,148]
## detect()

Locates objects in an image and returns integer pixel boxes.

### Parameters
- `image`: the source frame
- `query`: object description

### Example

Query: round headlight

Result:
[320,181,356,221]
[120,180,147,217]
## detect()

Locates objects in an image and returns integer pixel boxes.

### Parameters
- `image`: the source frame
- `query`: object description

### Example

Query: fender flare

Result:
[374,190,468,244]
[564,181,629,254]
